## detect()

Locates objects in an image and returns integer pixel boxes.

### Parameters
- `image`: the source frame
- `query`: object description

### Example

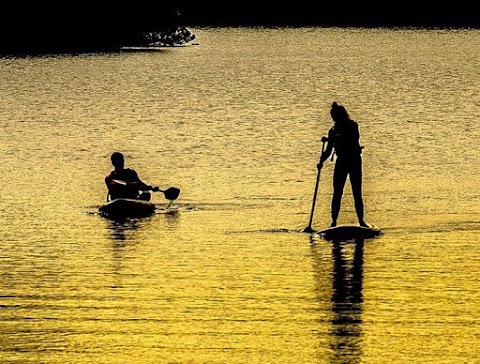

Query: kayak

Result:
[99,198,156,219]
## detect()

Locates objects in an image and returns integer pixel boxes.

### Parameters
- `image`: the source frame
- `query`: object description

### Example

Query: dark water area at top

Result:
[1,27,479,363]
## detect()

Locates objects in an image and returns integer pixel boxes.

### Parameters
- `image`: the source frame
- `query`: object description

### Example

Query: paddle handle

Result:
[305,167,322,230]
[304,139,327,232]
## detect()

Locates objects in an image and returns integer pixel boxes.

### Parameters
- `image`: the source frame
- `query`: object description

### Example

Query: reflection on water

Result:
[106,217,145,241]
[106,218,143,289]
[330,239,364,364]
[104,202,182,241]
[311,237,365,364]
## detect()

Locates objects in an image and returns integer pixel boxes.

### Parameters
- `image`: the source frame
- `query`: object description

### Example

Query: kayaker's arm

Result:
[133,179,160,192]
[131,171,160,192]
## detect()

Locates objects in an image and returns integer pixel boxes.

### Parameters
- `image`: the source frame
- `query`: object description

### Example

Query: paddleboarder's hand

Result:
[317,162,323,170]
[151,186,160,192]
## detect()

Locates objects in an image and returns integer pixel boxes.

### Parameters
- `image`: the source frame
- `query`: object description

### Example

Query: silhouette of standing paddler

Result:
[318,102,369,228]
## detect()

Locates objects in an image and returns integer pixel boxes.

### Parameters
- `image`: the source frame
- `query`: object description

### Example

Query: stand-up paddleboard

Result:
[317,224,382,241]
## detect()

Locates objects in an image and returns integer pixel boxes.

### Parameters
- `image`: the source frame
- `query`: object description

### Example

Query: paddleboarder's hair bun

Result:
[330,101,349,121]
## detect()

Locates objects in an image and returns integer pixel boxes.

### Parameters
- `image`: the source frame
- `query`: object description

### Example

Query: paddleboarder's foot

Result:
[359,220,369,228]
[330,221,337,228]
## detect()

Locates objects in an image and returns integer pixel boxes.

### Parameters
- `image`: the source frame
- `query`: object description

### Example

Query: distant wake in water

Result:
[83,202,194,216]
[225,227,306,235]
[84,200,264,216]
[255,221,480,237]
[154,202,195,214]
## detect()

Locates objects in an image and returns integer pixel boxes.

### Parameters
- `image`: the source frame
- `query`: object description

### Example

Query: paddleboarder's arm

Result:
[317,129,334,168]
[318,143,333,168]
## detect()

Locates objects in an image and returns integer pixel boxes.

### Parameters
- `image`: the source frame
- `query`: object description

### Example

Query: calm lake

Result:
[1,27,479,364]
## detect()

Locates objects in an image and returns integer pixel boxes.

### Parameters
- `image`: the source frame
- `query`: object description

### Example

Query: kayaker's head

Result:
[330,101,349,123]
[110,152,125,170]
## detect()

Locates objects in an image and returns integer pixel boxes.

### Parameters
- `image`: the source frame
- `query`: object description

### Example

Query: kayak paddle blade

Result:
[163,187,180,201]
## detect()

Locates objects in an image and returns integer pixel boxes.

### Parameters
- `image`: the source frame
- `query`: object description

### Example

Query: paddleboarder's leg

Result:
[332,162,348,227]
[350,159,367,227]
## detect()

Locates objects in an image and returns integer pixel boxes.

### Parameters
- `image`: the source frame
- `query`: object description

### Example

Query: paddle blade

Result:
[301,225,316,233]
[163,187,180,200]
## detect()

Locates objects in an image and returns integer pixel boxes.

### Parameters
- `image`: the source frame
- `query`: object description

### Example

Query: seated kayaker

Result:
[105,152,159,202]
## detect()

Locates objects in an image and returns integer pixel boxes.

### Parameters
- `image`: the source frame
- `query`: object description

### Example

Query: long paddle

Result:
[302,137,327,233]
[112,179,180,201]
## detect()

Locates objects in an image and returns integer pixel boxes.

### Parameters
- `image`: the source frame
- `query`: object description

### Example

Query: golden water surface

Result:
[1,27,479,363]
